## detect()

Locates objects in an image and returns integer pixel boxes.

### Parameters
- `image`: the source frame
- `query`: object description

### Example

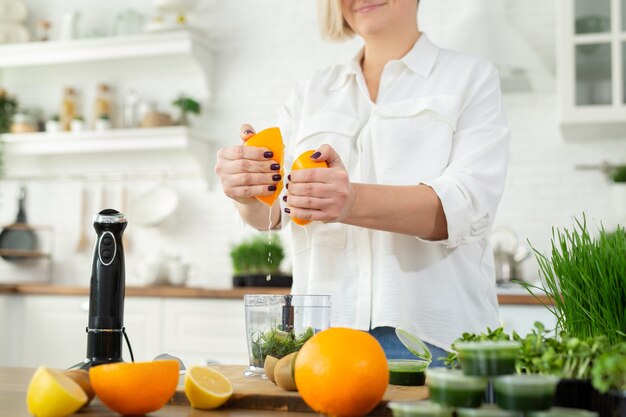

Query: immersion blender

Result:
[77,209,133,369]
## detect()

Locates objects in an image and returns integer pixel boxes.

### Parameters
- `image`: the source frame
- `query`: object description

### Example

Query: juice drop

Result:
[266,205,273,282]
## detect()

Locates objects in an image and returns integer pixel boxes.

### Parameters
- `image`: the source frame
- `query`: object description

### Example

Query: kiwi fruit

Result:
[264,355,279,383]
[63,369,95,406]
[274,352,298,391]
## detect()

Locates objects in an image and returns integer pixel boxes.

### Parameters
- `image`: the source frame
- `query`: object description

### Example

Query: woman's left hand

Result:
[285,144,354,223]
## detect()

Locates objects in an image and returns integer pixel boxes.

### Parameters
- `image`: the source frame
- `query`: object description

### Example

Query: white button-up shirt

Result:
[277,34,510,350]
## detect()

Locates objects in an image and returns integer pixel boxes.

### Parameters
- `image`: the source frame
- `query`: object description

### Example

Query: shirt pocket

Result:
[290,112,360,253]
[370,95,461,184]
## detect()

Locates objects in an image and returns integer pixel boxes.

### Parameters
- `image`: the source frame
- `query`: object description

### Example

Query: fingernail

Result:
[243,129,254,135]
[284,207,291,214]
[287,174,291,181]
[272,174,281,181]
[270,164,280,171]
[268,185,277,191]
[282,195,287,202]
[264,151,273,158]
[285,183,289,189]
[311,151,321,159]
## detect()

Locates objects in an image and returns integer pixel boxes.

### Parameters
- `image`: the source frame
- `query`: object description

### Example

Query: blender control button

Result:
[102,237,113,246]
[102,250,112,258]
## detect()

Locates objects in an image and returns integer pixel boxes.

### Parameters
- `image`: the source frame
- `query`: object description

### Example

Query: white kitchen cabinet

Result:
[0,295,8,365]
[557,0,626,138]
[498,305,558,337]
[2,294,247,369]
[11,295,162,368]
[161,298,248,367]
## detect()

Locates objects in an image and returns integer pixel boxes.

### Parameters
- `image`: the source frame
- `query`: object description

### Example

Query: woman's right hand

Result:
[214,124,282,204]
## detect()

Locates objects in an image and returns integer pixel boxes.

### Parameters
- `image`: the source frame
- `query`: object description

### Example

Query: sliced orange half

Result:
[290,150,329,226]
[244,127,284,206]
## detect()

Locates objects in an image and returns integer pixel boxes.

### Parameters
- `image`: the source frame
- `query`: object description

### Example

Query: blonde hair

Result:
[317,0,355,42]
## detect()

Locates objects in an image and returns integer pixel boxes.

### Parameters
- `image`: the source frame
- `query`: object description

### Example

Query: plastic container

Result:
[426,368,488,408]
[457,405,520,417]
[243,294,331,379]
[455,340,521,376]
[388,400,453,417]
[529,408,598,417]
[494,374,560,411]
[388,359,429,386]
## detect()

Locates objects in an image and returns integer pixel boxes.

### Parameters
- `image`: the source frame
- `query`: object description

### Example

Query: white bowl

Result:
[129,187,179,227]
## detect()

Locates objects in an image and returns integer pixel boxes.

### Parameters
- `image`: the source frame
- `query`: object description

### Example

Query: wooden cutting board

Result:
[170,365,429,416]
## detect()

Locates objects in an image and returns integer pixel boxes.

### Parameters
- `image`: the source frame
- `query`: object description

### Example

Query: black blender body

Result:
[82,209,128,369]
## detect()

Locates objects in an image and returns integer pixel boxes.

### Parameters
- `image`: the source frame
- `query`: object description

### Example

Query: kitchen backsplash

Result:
[0,0,624,286]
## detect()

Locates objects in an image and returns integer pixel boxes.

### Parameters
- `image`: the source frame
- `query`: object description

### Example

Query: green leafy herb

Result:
[591,344,626,393]
[525,215,626,345]
[230,234,285,275]
[250,326,315,365]
[611,165,626,183]
[443,326,513,368]
[445,322,620,381]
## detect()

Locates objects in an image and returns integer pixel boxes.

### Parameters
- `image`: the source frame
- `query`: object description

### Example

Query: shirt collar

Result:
[329,33,440,91]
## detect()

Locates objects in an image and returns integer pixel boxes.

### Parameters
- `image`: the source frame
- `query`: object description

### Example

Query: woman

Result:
[215,0,510,364]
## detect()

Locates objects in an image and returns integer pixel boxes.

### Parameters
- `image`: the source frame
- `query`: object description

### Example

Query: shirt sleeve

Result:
[422,63,511,249]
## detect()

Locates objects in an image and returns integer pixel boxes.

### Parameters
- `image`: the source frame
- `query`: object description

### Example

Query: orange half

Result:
[290,150,329,226]
[244,127,284,206]
[89,360,179,416]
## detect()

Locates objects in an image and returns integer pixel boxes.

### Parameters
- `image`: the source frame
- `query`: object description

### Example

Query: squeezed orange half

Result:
[244,127,284,206]
[290,150,328,226]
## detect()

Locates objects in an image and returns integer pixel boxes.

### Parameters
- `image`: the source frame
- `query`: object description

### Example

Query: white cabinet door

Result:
[0,295,8,366]
[498,305,558,337]
[120,297,163,363]
[162,299,248,367]
[18,295,90,368]
[16,295,163,368]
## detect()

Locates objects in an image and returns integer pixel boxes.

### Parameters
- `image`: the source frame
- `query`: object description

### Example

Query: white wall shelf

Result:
[0,30,212,69]
[1,126,211,155]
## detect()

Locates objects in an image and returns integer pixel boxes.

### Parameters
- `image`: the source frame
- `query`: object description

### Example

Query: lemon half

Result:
[184,366,233,410]
[27,366,88,417]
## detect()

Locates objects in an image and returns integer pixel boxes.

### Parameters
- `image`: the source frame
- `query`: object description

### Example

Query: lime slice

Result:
[396,328,432,362]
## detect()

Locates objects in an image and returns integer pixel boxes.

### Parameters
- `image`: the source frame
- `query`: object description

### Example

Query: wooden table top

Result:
[0,365,428,417]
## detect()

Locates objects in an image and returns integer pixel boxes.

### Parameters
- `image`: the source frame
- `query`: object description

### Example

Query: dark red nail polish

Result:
[271,164,280,171]
[287,174,291,181]
[268,185,277,191]
[243,129,254,135]
[272,174,281,181]
[282,195,287,202]
[285,183,289,189]
[284,207,291,214]
[264,151,273,158]
[311,151,321,159]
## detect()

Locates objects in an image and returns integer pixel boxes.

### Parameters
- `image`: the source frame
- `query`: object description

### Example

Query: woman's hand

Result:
[285,144,354,223]
[215,124,282,204]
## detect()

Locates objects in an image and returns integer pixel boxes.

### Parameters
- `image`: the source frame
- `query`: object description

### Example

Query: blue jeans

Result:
[369,326,449,367]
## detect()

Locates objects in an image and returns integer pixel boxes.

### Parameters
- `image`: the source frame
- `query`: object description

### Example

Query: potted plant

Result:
[229,234,291,287]
[591,345,626,417]
[0,89,18,178]
[70,115,86,132]
[521,216,626,415]
[172,94,201,126]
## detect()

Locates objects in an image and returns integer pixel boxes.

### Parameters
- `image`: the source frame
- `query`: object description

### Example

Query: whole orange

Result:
[89,360,179,415]
[294,327,389,417]
[290,149,329,226]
